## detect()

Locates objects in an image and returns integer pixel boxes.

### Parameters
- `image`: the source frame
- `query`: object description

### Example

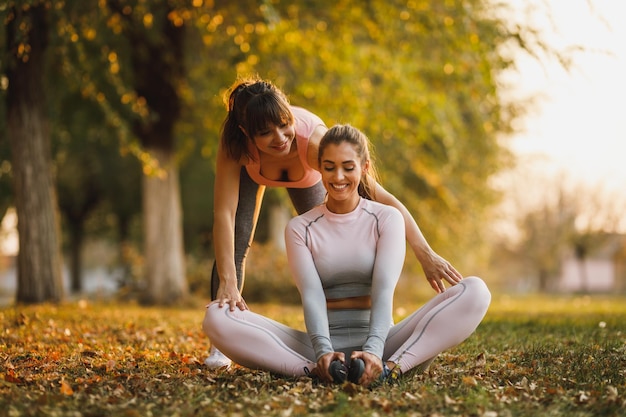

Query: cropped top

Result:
[285,198,406,360]
[245,106,325,188]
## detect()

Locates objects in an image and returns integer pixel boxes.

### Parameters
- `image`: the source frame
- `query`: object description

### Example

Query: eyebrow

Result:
[322,159,356,164]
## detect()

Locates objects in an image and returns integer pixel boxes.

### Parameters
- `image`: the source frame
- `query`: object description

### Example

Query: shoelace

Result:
[383,363,402,383]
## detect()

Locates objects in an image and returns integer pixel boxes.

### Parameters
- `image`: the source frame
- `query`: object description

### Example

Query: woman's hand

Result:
[314,352,346,383]
[216,281,248,311]
[420,251,463,293]
[350,351,383,387]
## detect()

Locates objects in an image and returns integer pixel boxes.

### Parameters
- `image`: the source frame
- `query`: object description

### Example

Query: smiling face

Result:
[320,142,369,214]
[251,122,296,157]
[234,84,296,159]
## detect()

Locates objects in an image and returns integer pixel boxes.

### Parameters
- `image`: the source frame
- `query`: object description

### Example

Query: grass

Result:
[1,294,625,416]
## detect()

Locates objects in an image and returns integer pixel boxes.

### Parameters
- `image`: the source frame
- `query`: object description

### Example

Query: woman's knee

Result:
[462,276,492,310]
[203,301,226,339]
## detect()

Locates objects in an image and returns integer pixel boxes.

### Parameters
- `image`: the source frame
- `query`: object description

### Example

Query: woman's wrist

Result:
[412,242,435,264]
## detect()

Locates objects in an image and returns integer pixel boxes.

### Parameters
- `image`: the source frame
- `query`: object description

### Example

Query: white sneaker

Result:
[204,345,232,369]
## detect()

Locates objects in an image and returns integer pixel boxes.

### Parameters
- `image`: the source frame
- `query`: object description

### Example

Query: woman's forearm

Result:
[373,185,435,261]
[212,149,245,291]
[212,214,238,287]
[372,184,463,292]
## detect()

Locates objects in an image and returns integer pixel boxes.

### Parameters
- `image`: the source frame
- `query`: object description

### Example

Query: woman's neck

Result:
[325,195,361,214]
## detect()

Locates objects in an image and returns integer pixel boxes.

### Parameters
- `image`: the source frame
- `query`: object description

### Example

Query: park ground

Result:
[1,294,625,416]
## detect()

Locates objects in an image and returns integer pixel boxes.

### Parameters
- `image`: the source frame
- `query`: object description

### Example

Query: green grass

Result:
[1,295,625,416]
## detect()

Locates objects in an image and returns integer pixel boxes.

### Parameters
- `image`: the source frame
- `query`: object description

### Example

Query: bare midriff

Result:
[326,295,372,310]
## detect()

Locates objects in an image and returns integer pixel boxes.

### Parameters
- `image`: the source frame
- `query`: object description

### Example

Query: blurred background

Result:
[1,0,624,307]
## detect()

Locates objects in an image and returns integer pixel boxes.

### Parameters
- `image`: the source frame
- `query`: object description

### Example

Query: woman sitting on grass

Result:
[203,124,491,386]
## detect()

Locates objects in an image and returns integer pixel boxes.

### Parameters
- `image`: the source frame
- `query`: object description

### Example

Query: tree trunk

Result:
[140,147,188,305]
[69,224,83,293]
[106,0,187,304]
[6,4,64,303]
[575,244,588,293]
[116,215,135,289]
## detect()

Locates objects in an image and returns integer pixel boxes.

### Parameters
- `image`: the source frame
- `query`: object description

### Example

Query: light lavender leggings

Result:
[203,276,491,377]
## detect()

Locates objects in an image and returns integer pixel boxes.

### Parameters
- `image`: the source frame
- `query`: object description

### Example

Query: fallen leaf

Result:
[475,352,486,367]
[605,385,619,402]
[60,381,74,396]
[445,394,457,404]
[106,359,117,372]
[4,369,22,383]
[576,391,589,404]
[463,376,478,386]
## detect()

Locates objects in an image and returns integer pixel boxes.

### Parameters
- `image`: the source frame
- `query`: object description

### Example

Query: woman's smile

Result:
[330,183,349,191]
[271,140,291,152]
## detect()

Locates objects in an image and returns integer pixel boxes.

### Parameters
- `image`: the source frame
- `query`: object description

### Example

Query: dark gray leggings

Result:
[211,168,326,299]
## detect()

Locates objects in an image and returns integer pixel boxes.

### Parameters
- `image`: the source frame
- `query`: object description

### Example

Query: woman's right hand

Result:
[216,281,248,311]
[314,352,346,383]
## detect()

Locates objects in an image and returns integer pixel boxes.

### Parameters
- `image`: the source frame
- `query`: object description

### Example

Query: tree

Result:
[0,0,579,303]
[491,170,626,292]
[564,183,626,293]
[4,2,64,303]
[53,95,110,294]
[56,149,102,294]
[190,0,547,273]
[0,113,11,222]
[42,0,146,296]
[101,0,188,304]
[43,0,221,303]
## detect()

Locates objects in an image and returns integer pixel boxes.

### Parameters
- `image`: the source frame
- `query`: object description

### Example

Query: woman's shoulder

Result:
[291,106,325,138]
[287,204,325,227]
[290,105,318,119]
[362,199,403,222]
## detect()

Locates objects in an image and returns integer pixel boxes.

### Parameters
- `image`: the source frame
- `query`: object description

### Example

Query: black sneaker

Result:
[379,362,392,380]
[347,358,365,384]
[329,360,348,383]
[376,362,402,385]
[348,359,402,385]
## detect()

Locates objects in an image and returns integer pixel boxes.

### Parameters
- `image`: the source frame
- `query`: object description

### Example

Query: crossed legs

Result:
[203,276,491,379]
[384,276,491,373]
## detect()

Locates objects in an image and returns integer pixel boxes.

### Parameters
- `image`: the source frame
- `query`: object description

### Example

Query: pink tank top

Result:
[245,106,324,188]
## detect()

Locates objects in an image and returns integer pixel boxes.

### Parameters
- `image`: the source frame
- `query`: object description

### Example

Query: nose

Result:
[280,125,294,140]
[334,168,346,180]
[270,127,287,143]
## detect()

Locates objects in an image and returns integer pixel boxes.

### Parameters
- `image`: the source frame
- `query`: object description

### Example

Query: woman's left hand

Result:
[421,251,463,293]
[350,351,383,387]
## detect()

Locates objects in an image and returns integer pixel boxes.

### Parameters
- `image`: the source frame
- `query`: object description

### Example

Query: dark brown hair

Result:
[221,77,294,162]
